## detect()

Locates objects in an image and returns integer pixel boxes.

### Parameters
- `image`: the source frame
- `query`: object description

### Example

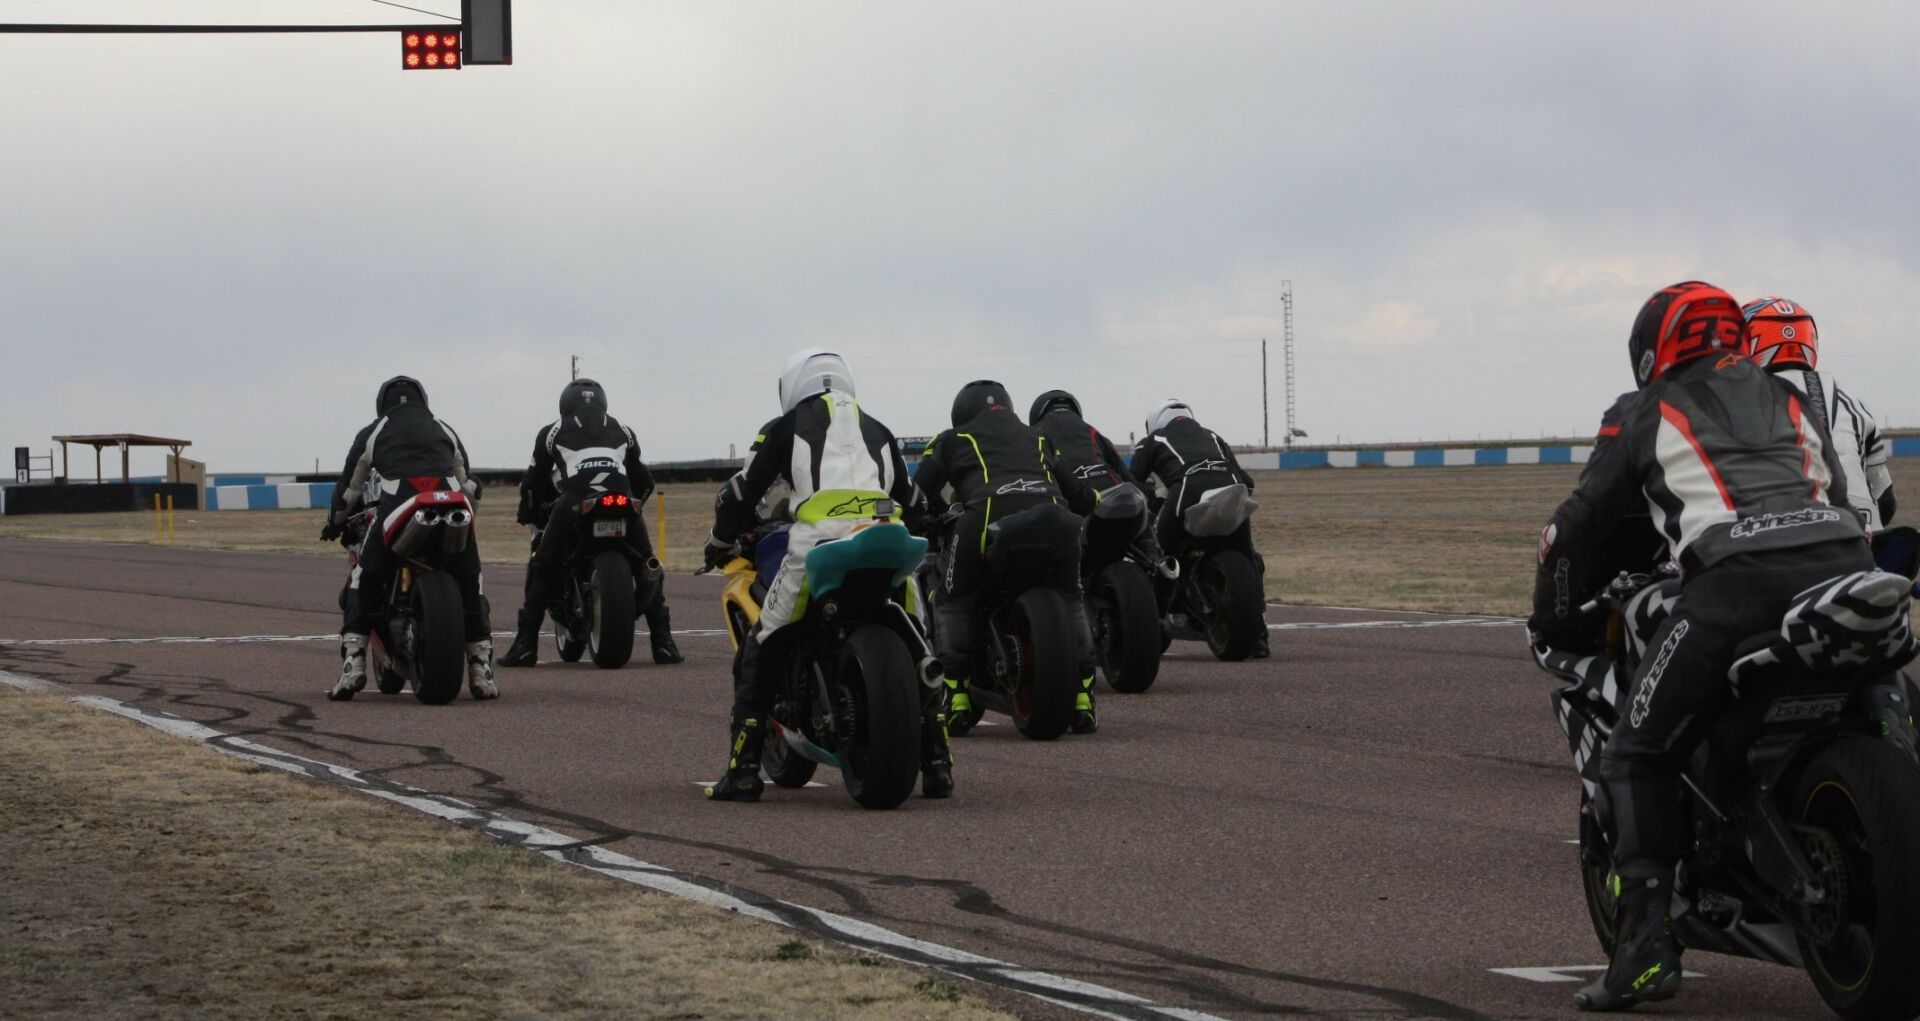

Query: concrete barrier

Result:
[205,482,334,511]
[1255,444,1596,471]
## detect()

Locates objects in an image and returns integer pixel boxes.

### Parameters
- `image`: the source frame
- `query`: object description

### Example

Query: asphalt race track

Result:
[0,538,1839,1021]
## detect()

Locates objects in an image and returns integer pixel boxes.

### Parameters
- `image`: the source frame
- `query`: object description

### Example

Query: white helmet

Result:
[1145,399,1194,436]
[777,348,856,414]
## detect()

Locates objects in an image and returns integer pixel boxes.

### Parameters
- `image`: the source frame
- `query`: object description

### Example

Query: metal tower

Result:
[1282,280,1299,447]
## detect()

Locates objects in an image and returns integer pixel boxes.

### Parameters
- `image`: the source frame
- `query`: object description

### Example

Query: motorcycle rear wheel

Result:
[1791,737,1920,1020]
[587,551,636,669]
[1196,551,1263,662]
[408,571,465,705]
[1092,561,1162,694]
[836,625,921,809]
[1007,587,1076,740]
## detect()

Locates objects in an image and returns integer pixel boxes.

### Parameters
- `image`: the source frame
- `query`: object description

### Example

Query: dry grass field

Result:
[6,465,1918,617]
[0,687,1012,1021]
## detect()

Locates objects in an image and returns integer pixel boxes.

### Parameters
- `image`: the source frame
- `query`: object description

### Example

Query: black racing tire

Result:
[1577,793,1620,954]
[1198,551,1264,662]
[834,625,921,810]
[409,571,465,706]
[1008,587,1077,741]
[764,716,819,789]
[1092,562,1162,694]
[587,551,636,669]
[556,623,586,662]
[1790,737,1920,1020]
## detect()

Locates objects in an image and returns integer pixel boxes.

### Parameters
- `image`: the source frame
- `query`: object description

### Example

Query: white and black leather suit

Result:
[1768,367,1895,531]
[1530,354,1870,876]
[513,402,665,637]
[330,378,489,642]
[1130,415,1257,556]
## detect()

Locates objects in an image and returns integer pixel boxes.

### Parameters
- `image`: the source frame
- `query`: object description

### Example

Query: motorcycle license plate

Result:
[593,520,627,538]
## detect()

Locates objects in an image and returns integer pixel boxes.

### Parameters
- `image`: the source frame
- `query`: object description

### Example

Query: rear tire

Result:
[1791,738,1920,1020]
[1093,562,1162,694]
[836,626,921,809]
[1198,551,1263,662]
[409,571,465,705]
[1008,587,1076,741]
[764,716,820,789]
[587,551,636,669]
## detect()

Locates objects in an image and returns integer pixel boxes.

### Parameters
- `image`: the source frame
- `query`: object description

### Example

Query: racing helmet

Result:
[951,380,1014,428]
[560,378,607,417]
[1627,281,1744,387]
[1145,399,1194,437]
[777,348,856,414]
[375,375,427,416]
[1741,296,1819,371]
[1028,389,1081,425]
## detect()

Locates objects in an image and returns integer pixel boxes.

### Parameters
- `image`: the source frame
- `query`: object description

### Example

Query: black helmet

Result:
[1627,281,1744,388]
[1028,389,1081,426]
[376,375,427,416]
[951,380,1014,429]
[560,378,607,417]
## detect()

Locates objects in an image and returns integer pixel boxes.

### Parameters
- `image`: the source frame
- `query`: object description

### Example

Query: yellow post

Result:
[656,491,667,569]
[166,494,175,540]
[153,493,162,540]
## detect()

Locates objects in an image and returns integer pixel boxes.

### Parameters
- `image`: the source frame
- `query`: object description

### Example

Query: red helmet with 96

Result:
[1740,295,1818,371]
[1627,281,1745,388]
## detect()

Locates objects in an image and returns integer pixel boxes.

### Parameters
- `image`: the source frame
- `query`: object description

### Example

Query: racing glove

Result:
[319,518,344,543]
[704,533,738,572]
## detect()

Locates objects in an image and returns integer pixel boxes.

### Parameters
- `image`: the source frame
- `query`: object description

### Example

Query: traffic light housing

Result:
[401,29,461,70]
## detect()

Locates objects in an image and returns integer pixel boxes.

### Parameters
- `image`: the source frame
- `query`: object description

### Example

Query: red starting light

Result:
[401,28,461,70]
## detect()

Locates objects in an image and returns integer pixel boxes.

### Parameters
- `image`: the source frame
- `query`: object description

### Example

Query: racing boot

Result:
[646,602,683,664]
[465,638,499,699]
[944,676,978,737]
[705,715,766,802]
[1252,628,1271,659]
[1575,870,1682,1011]
[328,632,368,701]
[499,609,541,668]
[920,707,954,799]
[1071,674,1098,734]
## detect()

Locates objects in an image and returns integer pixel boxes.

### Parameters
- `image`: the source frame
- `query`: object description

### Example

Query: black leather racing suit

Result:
[911,409,1096,688]
[1530,354,1869,877]
[331,402,489,641]
[513,407,666,637]
[1130,416,1257,557]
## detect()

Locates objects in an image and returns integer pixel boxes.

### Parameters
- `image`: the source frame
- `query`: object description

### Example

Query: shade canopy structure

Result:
[52,434,192,484]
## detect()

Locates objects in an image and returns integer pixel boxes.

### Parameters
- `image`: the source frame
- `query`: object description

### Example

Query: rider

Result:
[322,375,496,701]
[1528,281,1870,1012]
[701,349,942,801]
[1129,398,1267,657]
[913,381,1100,733]
[1742,296,1896,531]
[499,378,682,667]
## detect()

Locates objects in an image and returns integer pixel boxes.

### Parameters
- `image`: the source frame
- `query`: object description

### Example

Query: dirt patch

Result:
[8,466,1917,617]
[0,687,1014,1021]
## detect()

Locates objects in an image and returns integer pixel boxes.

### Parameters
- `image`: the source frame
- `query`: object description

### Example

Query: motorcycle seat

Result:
[1183,483,1256,537]
[1727,569,1919,688]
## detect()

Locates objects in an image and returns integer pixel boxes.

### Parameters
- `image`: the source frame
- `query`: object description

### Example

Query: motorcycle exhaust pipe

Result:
[1157,557,1181,581]
[440,508,472,554]
[391,510,436,557]
[918,656,945,689]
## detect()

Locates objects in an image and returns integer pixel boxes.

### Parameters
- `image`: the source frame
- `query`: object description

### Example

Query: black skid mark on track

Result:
[0,574,336,618]
[609,831,1495,1021]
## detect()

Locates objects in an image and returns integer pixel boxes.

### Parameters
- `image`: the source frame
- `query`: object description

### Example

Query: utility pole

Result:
[1261,339,1269,448]
[570,355,579,381]
[1283,280,1299,448]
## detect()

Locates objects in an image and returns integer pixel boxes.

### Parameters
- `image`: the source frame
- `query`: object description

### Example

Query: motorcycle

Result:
[1081,482,1167,693]
[705,501,938,810]
[1158,482,1265,661]
[339,486,476,705]
[1533,533,1920,1019]
[918,502,1085,740]
[544,491,660,669]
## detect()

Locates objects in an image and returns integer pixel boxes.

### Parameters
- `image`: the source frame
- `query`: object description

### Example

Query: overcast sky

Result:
[2,1,1916,476]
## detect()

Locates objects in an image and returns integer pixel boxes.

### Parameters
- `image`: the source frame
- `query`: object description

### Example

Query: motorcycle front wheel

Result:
[1791,737,1920,1020]
[408,571,465,705]
[587,550,636,669]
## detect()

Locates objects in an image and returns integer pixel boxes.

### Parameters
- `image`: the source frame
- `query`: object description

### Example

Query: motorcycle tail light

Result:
[615,494,629,506]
